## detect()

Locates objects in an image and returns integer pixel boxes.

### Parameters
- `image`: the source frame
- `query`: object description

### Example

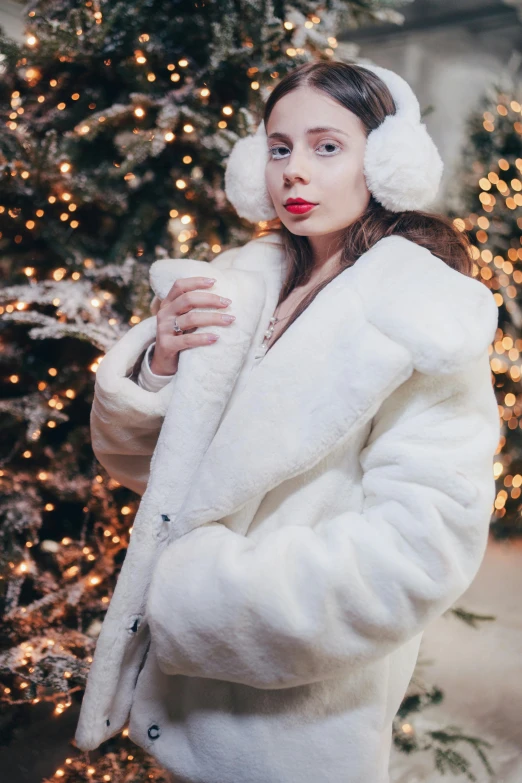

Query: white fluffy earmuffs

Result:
[224,63,444,222]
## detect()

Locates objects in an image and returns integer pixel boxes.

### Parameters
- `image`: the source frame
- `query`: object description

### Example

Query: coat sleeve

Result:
[146,354,500,689]
[90,317,177,496]
[136,342,177,392]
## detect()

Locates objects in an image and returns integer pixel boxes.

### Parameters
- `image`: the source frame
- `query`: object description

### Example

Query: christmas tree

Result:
[4,1,463,780]
[447,57,522,540]
[1,2,504,781]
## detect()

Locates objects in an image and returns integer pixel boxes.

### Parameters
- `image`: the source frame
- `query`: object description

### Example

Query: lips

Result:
[284,201,318,214]
[284,198,317,206]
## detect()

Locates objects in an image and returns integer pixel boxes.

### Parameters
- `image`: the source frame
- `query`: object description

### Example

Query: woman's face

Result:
[265,86,371,250]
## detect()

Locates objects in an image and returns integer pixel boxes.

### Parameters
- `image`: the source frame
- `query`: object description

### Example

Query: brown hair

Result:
[254,61,472,354]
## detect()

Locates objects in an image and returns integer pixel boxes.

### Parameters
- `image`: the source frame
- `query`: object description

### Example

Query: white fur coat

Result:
[74,233,500,783]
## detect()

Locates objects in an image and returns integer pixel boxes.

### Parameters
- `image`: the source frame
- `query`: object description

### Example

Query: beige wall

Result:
[0,0,24,42]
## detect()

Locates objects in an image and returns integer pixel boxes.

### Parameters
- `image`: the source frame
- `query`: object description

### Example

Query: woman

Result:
[75,62,500,783]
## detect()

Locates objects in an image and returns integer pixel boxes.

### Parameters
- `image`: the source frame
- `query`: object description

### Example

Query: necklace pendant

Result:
[255,312,280,360]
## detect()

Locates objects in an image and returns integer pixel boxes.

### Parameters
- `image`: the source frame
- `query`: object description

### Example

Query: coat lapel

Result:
[75,243,270,750]
[174,250,414,533]
[145,233,289,517]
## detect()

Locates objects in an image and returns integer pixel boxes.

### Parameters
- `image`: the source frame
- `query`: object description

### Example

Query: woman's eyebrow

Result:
[267,126,350,141]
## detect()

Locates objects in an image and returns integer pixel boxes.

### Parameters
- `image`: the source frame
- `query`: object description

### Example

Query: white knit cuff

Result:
[137,342,177,392]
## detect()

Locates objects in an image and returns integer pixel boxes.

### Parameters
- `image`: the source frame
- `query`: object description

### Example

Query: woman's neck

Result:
[307,233,344,276]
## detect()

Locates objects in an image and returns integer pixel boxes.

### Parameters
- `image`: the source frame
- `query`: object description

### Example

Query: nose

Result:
[283,147,311,185]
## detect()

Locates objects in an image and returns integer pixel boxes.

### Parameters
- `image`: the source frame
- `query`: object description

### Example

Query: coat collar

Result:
[148,233,498,537]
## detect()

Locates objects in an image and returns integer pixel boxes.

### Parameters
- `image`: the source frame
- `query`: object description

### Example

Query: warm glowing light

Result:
[90,355,104,373]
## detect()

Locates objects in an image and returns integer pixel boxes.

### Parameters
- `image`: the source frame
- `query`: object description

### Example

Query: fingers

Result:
[163,308,236,333]
[169,291,231,316]
[152,276,235,370]
[163,276,216,304]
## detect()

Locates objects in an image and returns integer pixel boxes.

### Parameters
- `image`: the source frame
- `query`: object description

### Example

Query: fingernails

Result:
[220,297,232,305]
[221,314,236,323]
[207,334,219,342]
[203,277,216,285]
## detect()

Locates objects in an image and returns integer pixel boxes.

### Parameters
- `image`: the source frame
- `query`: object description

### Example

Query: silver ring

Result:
[173,316,183,334]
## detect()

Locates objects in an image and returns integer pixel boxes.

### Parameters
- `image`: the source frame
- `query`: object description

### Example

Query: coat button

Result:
[148,724,161,740]
[156,514,170,542]
[127,614,143,635]
[106,719,110,726]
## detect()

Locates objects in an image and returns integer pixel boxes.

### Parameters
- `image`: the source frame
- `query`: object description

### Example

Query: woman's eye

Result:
[317,142,340,155]
[269,142,340,159]
[268,145,289,159]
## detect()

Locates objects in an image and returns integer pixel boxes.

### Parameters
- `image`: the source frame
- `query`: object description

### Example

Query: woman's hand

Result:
[150,276,235,375]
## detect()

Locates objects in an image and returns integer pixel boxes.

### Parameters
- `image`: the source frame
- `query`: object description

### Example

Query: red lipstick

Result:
[284,197,318,215]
